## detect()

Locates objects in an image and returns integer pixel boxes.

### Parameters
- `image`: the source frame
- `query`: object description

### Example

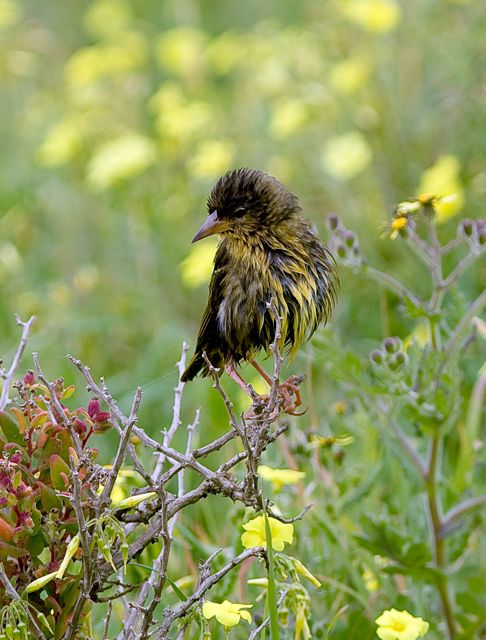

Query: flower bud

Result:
[9,452,22,464]
[460,219,474,236]
[88,398,101,419]
[73,418,87,435]
[23,371,36,386]
[383,337,400,353]
[327,213,339,230]
[343,231,356,248]
[370,350,383,365]
[336,244,347,258]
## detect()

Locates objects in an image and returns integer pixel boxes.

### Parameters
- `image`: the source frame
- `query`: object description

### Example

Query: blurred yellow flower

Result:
[309,434,355,448]
[73,264,100,294]
[375,609,429,640]
[241,515,294,551]
[83,0,132,39]
[257,465,305,492]
[37,118,83,167]
[362,567,379,592]
[188,140,234,179]
[341,0,401,33]
[270,99,308,139]
[202,600,252,628]
[180,239,218,288]
[151,83,214,143]
[321,130,372,180]
[156,27,206,77]
[418,155,464,222]
[206,32,244,74]
[0,0,20,28]
[330,57,370,95]
[65,32,147,86]
[87,133,156,189]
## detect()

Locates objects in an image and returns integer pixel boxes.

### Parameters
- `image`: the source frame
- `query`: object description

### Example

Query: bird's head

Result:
[192,168,301,243]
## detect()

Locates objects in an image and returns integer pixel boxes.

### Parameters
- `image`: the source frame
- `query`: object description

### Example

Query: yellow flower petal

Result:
[241,515,294,550]
[375,608,429,640]
[202,600,252,628]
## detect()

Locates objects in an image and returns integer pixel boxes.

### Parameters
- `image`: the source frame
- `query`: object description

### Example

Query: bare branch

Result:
[156,547,266,638]
[0,315,36,411]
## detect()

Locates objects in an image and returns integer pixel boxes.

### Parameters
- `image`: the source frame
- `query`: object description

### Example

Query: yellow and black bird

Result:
[181,168,338,407]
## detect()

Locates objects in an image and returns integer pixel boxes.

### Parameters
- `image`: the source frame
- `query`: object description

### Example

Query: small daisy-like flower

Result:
[202,599,252,628]
[375,608,429,640]
[390,215,409,239]
[257,465,305,492]
[241,515,294,551]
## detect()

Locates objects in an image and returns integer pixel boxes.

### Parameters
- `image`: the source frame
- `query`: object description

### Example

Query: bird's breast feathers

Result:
[214,234,333,359]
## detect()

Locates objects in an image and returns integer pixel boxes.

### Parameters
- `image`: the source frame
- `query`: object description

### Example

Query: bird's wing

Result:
[181,246,228,381]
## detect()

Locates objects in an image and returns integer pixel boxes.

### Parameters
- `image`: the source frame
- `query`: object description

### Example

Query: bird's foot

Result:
[243,375,306,421]
[278,375,307,416]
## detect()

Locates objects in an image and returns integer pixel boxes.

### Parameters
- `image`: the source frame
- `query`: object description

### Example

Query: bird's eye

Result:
[233,206,246,217]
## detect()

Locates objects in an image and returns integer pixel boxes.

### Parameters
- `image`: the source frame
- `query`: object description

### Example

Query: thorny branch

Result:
[51,334,302,639]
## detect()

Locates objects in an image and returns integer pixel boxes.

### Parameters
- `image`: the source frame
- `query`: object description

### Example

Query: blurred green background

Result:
[1,0,485,636]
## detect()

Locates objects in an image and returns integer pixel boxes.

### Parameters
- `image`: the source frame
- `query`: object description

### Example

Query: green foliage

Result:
[0,1,485,639]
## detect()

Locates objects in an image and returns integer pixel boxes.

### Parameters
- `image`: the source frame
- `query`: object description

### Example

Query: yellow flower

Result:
[156,27,206,78]
[83,0,132,39]
[37,118,84,167]
[180,240,218,288]
[187,139,234,179]
[0,0,21,29]
[87,133,156,189]
[257,465,305,492]
[390,216,408,239]
[241,515,294,551]
[375,609,429,640]
[321,131,372,180]
[340,0,401,33]
[362,567,379,592]
[418,155,464,222]
[270,99,308,139]
[309,434,354,448]
[330,57,370,95]
[202,600,252,628]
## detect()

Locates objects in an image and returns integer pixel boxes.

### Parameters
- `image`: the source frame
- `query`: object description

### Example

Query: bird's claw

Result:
[244,375,306,420]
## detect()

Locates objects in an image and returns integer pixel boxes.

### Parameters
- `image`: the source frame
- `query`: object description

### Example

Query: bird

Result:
[181,168,338,411]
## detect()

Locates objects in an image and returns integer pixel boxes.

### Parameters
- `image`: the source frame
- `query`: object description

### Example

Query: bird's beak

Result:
[192,210,231,243]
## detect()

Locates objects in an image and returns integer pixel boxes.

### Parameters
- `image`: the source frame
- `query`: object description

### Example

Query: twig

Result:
[0,315,36,411]
[102,602,113,639]
[65,465,92,640]
[156,547,265,638]
[152,343,188,482]
[0,563,47,640]
[248,589,289,640]
[100,387,143,510]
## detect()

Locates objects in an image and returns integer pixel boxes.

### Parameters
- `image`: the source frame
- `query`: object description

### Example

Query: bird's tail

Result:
[180,353,204,382]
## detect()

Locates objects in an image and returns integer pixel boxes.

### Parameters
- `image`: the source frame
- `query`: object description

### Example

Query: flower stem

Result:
[263,511,279,640]
[425,432,456,639]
